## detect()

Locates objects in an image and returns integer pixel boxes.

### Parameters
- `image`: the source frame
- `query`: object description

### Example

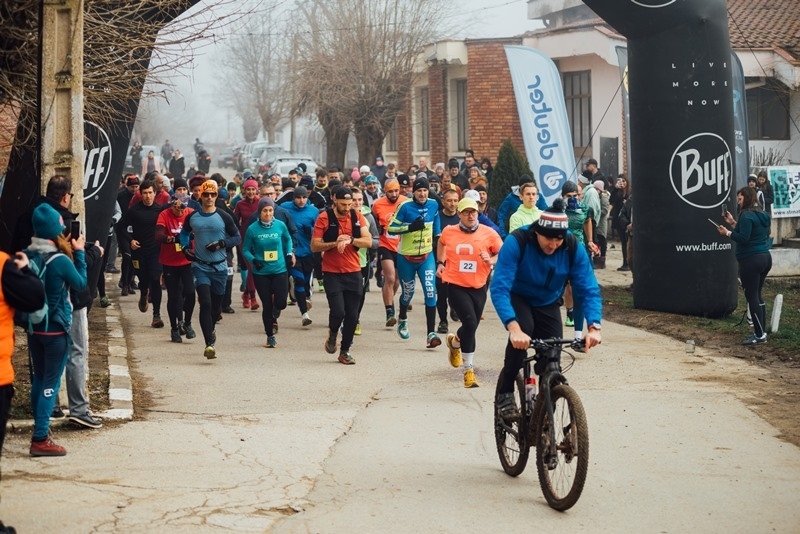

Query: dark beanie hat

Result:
[33,203,65,240]
[533,199,569,239]
[561,181,578,196]
[173,177,188,191]
[413,177,429,192]
[519,174,534,187]
[448,158,459,169]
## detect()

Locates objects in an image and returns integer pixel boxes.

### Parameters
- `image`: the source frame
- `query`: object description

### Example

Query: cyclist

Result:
[490,200,602,420]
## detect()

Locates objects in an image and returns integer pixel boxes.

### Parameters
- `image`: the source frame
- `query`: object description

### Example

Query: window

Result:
[385,119,398,152]
[455,80,469,151]
[417,87,430,151]
[562,71,592,151]
[747,80,790,140]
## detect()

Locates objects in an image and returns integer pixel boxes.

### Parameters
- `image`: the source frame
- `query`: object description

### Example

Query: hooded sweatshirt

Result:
[730,208,771,260]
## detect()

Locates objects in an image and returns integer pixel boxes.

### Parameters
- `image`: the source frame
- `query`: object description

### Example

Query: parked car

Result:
[263,153,319,177]
[256,145,289,175]
[218,147,236,169]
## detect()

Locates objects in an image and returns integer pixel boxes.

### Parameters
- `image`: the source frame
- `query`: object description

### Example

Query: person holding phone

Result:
[717,186,772,345]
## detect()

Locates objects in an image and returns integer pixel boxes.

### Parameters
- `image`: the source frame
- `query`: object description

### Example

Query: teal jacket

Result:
[242,219,293,275]
[731,208,771,260]
[25,237,87,333]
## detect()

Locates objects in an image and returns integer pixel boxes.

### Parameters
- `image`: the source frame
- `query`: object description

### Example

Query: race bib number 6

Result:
[264,250,279,262]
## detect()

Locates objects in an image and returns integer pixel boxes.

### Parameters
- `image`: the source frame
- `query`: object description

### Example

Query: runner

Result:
[155,192,196,342]
[351,187,379,335]
[242,197,293,348]
[179,180,241,360]
[310,186,372,365]
[282,185,319,327]
[370,178,409,327]
[436,197,503,388]
[388,177,442,348]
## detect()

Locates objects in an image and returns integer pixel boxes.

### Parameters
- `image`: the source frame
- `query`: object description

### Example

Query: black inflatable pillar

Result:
[583,0,738,317]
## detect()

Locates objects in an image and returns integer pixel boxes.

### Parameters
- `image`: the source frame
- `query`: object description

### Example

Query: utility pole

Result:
[40,0,84,217]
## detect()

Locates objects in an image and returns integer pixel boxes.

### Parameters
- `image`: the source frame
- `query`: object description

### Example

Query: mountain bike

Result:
[494,338,589,511]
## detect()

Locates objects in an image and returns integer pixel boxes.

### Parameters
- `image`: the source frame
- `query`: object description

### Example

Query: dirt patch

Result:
[10,304,110,420]
[602,281,800,447]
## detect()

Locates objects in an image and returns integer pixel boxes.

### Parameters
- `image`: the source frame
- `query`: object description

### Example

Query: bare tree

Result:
[293,0,446,166]
[0,0,244,155]
[219,5,293,144]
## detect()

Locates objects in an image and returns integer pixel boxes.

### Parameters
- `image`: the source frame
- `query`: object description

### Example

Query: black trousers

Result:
[447,284,487,353]
[253,272,289,337]
[323,272,363,353]
[163,264,196,329]
[739,252,772,337]
[499,294,562,395]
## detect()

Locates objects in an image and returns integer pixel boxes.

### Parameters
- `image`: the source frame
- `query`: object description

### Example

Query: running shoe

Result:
[266,336,277,348]
[570,339,585,353]
[170,328,182,343]
[397,320,410,340]
[317,280,325,293]
[324,333,338,354]
[204,345,216,359]
[338,351,355,365]
[151,315,164,328]
[742,333,767,345]
[426,332,442,349]
[437,320,448,334]
[302,312,312,327]
[385,313,397,328]
[242,294,250,309]
[463,368,479,388]
[138,289,149,313]
[354,323,362,336]
[496,392,519,422]
[565,316,575,327]
[184,323,197,339]
[250,299,260,311]
[99,296,110,308]
[446,333,462,368]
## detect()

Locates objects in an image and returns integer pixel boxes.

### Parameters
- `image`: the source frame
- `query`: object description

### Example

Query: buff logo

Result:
[539,165,567,198]
[83,121,112,200]
[669,133,731,208]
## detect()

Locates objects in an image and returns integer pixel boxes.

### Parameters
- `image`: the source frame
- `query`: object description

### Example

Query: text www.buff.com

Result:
[675,242,732,252]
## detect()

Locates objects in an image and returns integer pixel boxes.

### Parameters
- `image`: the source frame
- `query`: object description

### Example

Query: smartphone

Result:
[70,220,81,240]
[721,205,729,217]
[707,218,721,229]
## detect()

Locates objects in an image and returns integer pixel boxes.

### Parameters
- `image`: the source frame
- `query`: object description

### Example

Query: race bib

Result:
[227,266,234,276]
[174,243,182,252]
[459,259,477,273]
[263,250,279,262]
[132,259,140,269]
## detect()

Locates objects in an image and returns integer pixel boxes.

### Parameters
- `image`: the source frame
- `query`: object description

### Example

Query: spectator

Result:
[169,149,186,179]
[24,203,87,456]
[593,180,611,269]
[370,155,387,184]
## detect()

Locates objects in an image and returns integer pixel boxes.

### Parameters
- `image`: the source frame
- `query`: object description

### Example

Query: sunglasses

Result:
[201,192,217,198]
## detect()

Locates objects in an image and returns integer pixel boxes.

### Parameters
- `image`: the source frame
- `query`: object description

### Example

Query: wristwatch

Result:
[588,322,601,331]
[436,261,446,267]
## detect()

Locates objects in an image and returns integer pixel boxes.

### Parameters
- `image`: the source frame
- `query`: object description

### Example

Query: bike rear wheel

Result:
[535,384,589,511]
[494,373,529,476]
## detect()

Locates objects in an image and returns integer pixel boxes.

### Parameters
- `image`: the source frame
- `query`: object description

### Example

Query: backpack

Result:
[322,208,361,249]
[14,252,63,332]
[510,227,578,272]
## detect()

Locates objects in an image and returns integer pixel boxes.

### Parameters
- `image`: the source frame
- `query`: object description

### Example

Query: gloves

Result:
[408,217,425,232]
[205,239,225,252]
[182,247,196,262]
[253,260,265,270]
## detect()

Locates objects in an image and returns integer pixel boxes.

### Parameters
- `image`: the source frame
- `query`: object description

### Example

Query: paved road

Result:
[3,254,800,532]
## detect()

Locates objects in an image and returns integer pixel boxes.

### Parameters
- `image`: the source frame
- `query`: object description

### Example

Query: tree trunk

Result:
[318,106,349,168]
[354,121,385,167]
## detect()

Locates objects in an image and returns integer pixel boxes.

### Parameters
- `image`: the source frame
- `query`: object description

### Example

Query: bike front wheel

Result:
[494,373,530,476]
[535,384,589,511]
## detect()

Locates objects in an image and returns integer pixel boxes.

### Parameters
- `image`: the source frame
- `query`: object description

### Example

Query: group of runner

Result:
[115,162,602,391]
